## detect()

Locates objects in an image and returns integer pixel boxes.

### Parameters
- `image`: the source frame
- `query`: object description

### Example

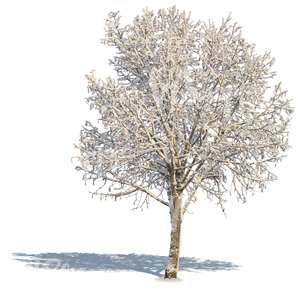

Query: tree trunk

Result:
[164,196,182,279]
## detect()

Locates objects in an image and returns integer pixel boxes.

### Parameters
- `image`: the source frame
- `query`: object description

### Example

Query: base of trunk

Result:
[164,267,178,279]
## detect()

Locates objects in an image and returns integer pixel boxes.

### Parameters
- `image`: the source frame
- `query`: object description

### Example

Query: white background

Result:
[0,0,299,287]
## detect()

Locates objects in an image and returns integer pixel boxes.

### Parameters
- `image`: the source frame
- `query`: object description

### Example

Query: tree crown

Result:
[76,6,293,212]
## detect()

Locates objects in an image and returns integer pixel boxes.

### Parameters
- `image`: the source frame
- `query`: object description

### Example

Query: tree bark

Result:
[164,196,182,279]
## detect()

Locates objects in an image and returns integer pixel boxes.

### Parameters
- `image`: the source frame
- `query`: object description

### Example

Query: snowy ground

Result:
[2,178,300,287]
[1,0,300,287]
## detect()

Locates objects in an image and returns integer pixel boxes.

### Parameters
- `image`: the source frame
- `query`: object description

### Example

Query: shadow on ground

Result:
[12,252,239,276]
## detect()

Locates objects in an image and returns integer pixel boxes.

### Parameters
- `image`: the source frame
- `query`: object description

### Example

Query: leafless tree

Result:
[74,6,293,279]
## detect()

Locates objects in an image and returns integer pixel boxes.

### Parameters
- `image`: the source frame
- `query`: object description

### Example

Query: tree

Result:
[75,6,293,279]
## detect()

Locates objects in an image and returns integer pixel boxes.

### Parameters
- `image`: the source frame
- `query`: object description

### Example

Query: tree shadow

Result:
[12,252,239,277]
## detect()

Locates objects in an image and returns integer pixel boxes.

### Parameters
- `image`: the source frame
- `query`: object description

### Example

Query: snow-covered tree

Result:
[75,6,293,279]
